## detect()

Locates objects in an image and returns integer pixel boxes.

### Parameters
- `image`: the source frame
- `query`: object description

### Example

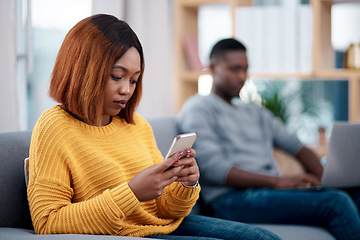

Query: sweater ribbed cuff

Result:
[170,182,200,200]
[110,183,140,217]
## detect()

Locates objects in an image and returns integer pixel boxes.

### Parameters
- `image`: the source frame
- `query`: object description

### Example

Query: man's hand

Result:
[273,174,321,189]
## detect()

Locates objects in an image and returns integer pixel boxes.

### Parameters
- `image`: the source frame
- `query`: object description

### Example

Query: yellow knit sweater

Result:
[27,105,200,237]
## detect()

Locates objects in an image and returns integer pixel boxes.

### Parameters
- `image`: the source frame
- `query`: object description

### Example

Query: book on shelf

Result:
[281,6,297,73]
[298,5,312,73]
[264,6,281,73]
[235,5,312,75]
[182,34,203,71]
[236,6,264,73]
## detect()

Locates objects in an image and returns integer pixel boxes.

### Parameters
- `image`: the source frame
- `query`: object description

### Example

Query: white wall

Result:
[126,0,176,118]
[93,0,176,119]
[0,0,18,133]
[0,0,176,132]
[94,0,177,118]
[92,0,125,19]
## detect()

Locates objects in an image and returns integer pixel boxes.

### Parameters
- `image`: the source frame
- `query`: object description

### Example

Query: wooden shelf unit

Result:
[174,0,360,122]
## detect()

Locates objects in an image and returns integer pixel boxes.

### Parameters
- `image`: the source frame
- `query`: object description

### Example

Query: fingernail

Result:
[177,152,183,158]
[186,149,191,154]
[172,161,179,166]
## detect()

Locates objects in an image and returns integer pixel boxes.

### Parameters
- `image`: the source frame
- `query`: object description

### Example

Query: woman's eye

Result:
[130,79,138,84]
[111,75,122,81]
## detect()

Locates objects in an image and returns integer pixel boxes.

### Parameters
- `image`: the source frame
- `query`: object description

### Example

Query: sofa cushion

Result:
[147,116,178,157]
[0,227,151,239]
[0,131,33,229]
[256,224,335,240]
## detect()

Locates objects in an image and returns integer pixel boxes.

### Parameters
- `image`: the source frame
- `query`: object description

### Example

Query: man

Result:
[178,38,360,240]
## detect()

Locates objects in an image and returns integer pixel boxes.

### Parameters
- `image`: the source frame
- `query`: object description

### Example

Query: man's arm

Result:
[226,166,278,188]
[259,108,323,186]
[178,99,234,186]
[295,146,324,179]
[226,166,321,189]
[225,143,323,189]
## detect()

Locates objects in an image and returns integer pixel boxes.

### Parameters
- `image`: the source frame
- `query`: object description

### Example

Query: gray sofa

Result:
[0,116,335,240]
[146,117,335,240]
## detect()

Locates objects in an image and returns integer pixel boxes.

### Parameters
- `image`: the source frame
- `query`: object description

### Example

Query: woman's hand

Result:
[128,151,185,202]
[175,149,200,187]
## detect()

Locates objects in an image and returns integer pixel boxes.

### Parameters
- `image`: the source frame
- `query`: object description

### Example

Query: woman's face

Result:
[102,47,141,126]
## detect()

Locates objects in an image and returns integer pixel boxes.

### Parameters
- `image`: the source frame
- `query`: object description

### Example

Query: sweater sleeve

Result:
[138,117,200,219]
[261,108,303,155]
[156,182,200,219]
[27,121,140,235]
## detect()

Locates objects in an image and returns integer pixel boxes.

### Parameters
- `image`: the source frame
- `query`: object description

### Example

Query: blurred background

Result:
[1,0,359,147]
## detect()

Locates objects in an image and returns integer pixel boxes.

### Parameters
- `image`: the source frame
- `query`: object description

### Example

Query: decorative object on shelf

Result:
[182,34,203,71]
[332,3,360,52]
[345,43,360,70]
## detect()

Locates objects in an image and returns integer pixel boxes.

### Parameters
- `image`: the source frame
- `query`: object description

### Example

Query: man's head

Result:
[209,38,248,103]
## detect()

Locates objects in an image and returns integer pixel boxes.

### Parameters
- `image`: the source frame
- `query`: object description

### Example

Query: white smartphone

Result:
[164,132,197,160]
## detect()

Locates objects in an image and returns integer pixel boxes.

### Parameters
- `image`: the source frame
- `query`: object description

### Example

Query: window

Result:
[27,0,91,129]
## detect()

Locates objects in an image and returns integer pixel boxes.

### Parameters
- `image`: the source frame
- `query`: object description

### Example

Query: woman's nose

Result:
[118,80,130,95]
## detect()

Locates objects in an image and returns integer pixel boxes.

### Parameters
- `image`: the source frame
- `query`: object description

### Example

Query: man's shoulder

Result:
[183,94,217,111]
[178,95,218,125]
[186,94,211,104]
[238,102,271,116]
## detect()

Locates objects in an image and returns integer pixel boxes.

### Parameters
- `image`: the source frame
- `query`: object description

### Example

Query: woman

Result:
[27,14,280,240]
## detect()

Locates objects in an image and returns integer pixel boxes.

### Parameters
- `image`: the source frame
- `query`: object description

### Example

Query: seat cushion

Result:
[0,227,156,239]
[256,224,335,240]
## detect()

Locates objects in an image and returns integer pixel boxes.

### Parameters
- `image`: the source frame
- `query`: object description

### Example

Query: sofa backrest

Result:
[0,131,33,229]
[0,117,179,230]
[147,116,205,215]
[147,116,179,157]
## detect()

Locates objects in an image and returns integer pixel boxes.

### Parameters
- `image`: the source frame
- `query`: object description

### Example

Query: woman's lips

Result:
[113,100,127,109]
